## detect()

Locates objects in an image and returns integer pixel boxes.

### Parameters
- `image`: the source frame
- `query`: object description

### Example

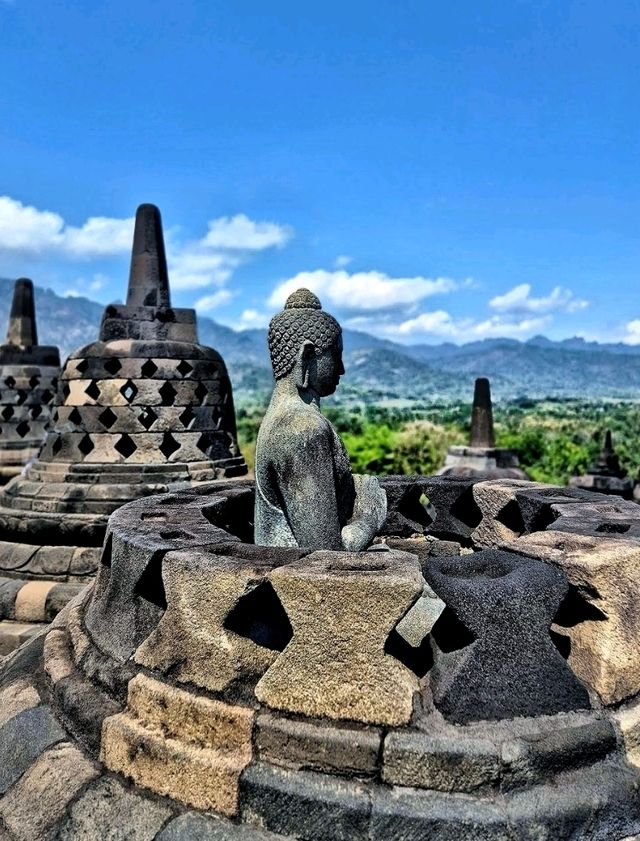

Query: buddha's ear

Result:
[297,340,316,389]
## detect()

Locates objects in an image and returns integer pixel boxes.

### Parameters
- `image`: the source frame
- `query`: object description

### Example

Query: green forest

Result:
[236,398,640,485]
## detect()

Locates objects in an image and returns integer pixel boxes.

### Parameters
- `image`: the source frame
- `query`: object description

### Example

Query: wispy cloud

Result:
[489,283,588,315]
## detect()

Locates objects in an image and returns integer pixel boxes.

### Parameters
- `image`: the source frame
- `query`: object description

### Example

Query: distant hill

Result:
[1,277,640,402]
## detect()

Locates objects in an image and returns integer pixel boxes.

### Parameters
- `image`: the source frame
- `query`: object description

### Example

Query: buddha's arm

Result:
[277,425,344,550]
[341,474,388,551]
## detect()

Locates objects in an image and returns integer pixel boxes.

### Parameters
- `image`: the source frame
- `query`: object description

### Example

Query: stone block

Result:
[383,730,501,792]
[157,812,287,840]
[471,480,531,547]
[0,621,40,655]
[0,705,66,794]
[255,550,423,726]
[256,711,381,776]
[58,777,172,840]
[43,629,74,684]
[53,669,122,751]
[0,578,23,619]
[135,550,278,692]
[0,742,99,841]
[0,677,40,728]
[240,763,371,841]
[14,580,55,622]
[616,696,640,767]
[424,549,590,722]
[101,674,254,815]
[508,530,640,705]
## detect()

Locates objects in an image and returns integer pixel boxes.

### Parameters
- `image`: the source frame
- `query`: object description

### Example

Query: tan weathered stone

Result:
[507,530,640,705]
[255,550,423,726]
[43,629,75,684]
[0,677,40,728]
[14,580,56,622]
[615,695,640,768]
[472,480,545,547]
[101,674,253,816]
[65,600,91,663]
[0,742,99,841]
[134,550,277,692]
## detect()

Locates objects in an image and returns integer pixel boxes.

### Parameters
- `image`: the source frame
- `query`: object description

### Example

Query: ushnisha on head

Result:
[268,289,345,397]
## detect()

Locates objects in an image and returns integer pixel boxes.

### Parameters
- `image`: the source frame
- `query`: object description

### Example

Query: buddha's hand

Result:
[342,475,388,551]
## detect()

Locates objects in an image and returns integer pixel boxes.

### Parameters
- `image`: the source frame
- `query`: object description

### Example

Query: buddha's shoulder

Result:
[262,403,333,443]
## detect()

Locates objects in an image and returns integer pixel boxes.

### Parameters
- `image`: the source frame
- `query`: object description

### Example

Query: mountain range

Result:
[1,277,639,403]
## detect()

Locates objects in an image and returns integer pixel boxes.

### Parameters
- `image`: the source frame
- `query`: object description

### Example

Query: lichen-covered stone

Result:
[255,550,423,726]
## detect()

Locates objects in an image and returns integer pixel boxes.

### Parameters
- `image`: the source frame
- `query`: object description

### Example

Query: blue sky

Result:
[0,0,638,344]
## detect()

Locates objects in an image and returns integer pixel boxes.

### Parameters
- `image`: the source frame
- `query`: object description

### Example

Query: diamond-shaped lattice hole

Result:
[1,406,14,421]
[75,359,89,374]
[138,407,158,430]
[98,407,118,429]
[78,434,95,456]
[176,360,193,377]
[211,407,222,428]
[52,436,63,455]
[158,382,177,406]
[115,434,137,459]
[16,390,27,405]
[196,433,211,454]
[15,421,29,438]
[29,375,40,388]
[179,407,196,429]
[68,408,82,426]
[4,376,15,388]
[30,406,42,420]
[159,432,180,459]
[120,380,138,403]
[224,580,293,651]
[55,386,65,402]
[194,382,208,404]
[141,359,158,378]
[85,380,101,401]
[104,358,122,375]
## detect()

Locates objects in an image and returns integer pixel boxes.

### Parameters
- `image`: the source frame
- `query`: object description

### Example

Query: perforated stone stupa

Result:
[0,203,246,653]
[0,278,60,485]
[570,430,634,499]
[438,377,527,479]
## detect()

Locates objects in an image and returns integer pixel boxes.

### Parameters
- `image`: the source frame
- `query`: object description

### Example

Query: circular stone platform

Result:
[1,475,639,839]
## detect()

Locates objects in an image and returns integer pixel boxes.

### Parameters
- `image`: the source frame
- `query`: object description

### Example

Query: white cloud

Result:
[194,289,234,312]
[622,319,640,345]
[235,309,272,330]
[202,214,292,251]
[334,255,352,268]
[0,196,134,258]
[268,269,459,313]
[489,283,588,315]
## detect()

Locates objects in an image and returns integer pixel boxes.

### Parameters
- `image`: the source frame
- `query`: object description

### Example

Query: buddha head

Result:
[268,289,344,397]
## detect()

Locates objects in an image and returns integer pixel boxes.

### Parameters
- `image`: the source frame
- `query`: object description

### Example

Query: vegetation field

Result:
[237,398,640,486]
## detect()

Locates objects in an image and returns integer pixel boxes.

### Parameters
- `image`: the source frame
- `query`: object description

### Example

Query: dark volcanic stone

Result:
[423,549,591,723]
[0,705,66,793]
[240,763,371,841]
[157,811,286,840]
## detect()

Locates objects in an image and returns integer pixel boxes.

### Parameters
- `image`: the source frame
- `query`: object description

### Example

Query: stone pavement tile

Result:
[58,777,173,841]
[0,705,66,794]
[0,742,99,841]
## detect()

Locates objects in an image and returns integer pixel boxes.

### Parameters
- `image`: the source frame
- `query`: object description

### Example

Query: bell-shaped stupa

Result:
[0,204,247,653]
[570,429,633,498]
[0,278,60,484]
[438,377,527,479]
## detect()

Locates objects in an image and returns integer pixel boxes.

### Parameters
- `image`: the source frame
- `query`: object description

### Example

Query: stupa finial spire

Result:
[6,278,38,347]
[126,204,171,308]
[469,377,495,448]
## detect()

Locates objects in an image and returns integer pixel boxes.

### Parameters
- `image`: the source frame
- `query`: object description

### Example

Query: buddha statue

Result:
[255,288,387,550]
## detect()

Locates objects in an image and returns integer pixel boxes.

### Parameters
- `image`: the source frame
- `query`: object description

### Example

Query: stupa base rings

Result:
[1,476,639,839]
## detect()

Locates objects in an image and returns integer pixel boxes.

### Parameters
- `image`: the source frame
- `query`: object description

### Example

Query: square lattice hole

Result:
[78,434,95,456]
[159,432,180,459]
[16,390,27,405]
[15,421,29,438]
[115,434,137,459]
[4,376,15,388]
[179,407,196,429]
[68,408,82,426]
[98,407,118,429]
[196,433,211,454]
[138,407,158,430]
[29,376,40,388]
[158,382,177,406]
[104,358,122,375]
[2,406,14,421]
[75,359,89,374]
[141,360,158,378]
[120,380,138,403]
[195,383,208,404]
[176,360,193,377]
[30,406,43,420]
